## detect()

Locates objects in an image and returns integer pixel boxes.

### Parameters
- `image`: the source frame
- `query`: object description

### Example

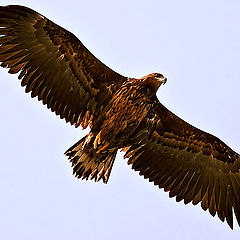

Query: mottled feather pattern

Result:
[98,80,154,148]
[65,136,117,183]
[125,101,240,229]
[0,5,126,128]
[1,5,240,230]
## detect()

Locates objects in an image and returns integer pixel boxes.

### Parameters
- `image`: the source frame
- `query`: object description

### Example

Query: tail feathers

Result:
[65,136,117,183]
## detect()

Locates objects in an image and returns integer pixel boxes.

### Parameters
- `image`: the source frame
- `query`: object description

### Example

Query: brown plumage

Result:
[0,5,240,229]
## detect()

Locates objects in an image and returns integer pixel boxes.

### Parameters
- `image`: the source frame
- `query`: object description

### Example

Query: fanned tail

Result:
[65,136,117,183]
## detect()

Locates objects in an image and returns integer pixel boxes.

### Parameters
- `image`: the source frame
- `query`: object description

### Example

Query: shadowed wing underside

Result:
[1,4,240,231]
[125,101,240,229]
[0,5,127,128]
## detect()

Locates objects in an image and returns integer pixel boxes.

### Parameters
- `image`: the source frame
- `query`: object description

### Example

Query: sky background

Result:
[0,0,240,239]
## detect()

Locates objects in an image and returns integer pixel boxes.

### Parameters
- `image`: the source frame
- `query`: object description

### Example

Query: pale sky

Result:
[0,0,240,239]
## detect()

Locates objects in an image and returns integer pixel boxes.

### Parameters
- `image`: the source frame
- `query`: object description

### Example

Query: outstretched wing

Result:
[0,5,127,128]
[125,101,240,229]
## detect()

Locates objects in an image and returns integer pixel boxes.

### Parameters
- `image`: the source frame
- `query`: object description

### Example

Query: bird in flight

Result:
[0,5,240,230]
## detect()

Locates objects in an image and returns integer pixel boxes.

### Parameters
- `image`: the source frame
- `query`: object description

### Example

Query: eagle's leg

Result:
[93,131,110,153]
[65,134,117,183]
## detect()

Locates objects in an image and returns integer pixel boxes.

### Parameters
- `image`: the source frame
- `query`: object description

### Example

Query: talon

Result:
[94,131,102,149]
[96,143,110,153]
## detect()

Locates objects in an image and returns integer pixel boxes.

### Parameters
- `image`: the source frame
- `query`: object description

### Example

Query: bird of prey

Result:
[0,5,240,230]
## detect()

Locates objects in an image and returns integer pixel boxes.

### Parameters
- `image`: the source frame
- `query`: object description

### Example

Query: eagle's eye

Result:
[154,73,163,79]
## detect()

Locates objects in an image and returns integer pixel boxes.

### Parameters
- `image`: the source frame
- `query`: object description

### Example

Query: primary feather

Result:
[0,5,240,229]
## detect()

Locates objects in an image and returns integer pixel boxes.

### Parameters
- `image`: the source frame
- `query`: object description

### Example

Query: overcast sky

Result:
[0,0,240,239]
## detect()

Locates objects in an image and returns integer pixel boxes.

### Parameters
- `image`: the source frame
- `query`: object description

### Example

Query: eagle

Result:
[0,5,240,229]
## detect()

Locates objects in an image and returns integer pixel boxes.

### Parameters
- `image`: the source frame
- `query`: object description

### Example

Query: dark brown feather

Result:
[1,4,240,231]
[0,5,127,128]
[125,100,240,229]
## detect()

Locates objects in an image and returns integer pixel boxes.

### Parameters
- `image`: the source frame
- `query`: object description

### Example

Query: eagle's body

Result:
[96,77,156,149]
[66,75,164,182]
[1,5,240,229]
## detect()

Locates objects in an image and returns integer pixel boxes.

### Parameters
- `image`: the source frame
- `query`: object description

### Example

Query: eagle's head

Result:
[141,73,167,92]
